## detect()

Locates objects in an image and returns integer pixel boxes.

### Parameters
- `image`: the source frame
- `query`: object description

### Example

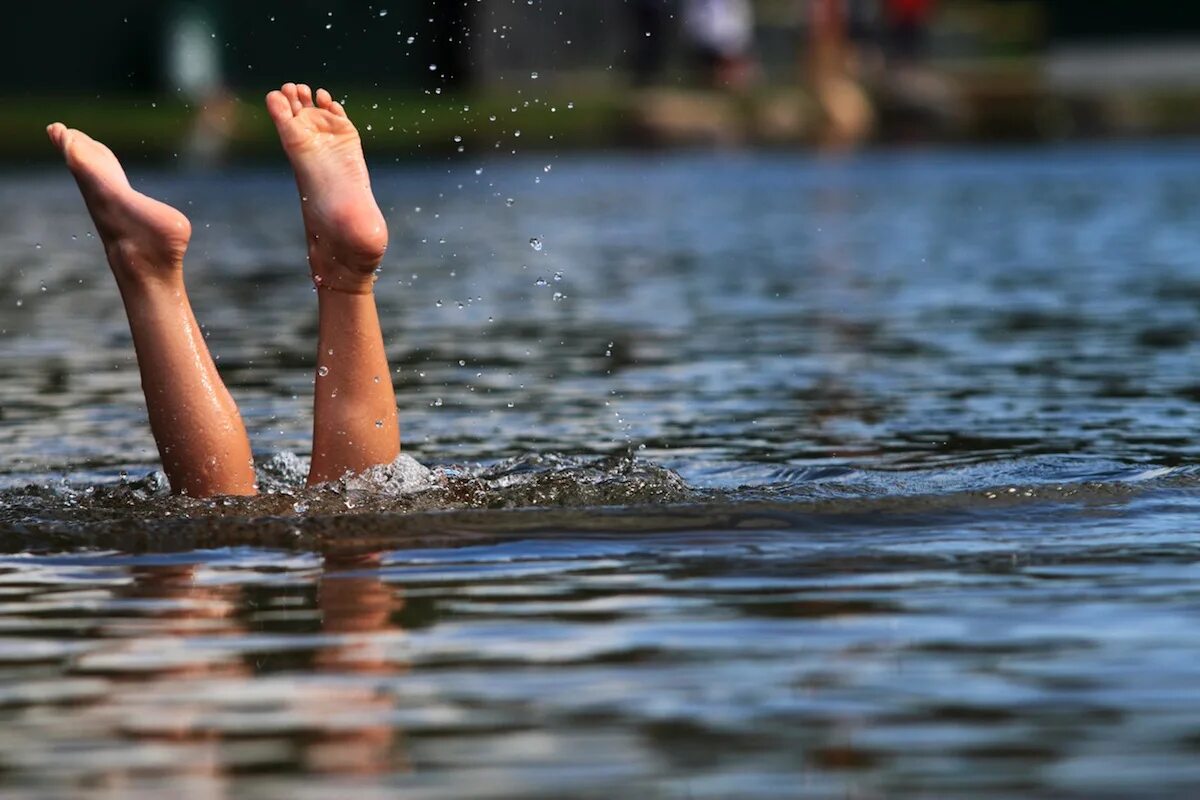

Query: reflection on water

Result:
[5,515,1200,797]
[6,146,1200,794]
[0,552,410,794]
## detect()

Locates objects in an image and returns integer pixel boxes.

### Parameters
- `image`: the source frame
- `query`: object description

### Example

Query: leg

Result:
[47,124,256,497]
[265,83,400,485]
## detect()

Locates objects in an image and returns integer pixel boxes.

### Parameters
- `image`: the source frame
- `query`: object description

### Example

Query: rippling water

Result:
[4,145,1200,795]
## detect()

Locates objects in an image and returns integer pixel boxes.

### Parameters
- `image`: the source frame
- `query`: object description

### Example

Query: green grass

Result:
[2,90,627,163]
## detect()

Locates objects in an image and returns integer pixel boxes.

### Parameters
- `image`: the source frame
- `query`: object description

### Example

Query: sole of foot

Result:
[47,123,191,285]
[265,82,388,294]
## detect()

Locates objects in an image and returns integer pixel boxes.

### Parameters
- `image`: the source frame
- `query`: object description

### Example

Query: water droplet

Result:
[531,71,539,79]
[552,291,564,301]
[325,23,333,29]
[435,299,443,307]
[373,375,381,383]
[535,277,547,286]
[553,271,563,281]
[375,419,384,428]
[39,282,47,292]
[567,101,575,109]
[379,9,389,16]
[293,501,309,514]
[407,35,415,44]
[429,64,437,71]
[529,237,542,251]
[34,242,42,249]
[453,135,462,143]
[514,129,522,137]
[433,397,443,407]
[318,365,329,377]
[543,164,552,172]
[505,197,515,207]
[475,167,484,176]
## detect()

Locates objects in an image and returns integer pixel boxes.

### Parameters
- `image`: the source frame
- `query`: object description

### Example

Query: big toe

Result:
[50,126,97,166]
[46,122,68,151]
[266,90,293,126]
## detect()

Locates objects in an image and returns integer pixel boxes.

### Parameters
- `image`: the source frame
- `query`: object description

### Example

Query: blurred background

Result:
[7,0,1200,164]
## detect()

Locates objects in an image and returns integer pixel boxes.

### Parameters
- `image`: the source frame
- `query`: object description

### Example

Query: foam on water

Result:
[2,448,1197,557]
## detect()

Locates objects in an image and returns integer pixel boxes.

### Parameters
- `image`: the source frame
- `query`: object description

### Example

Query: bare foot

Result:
[266,83,388,293]
[46,123,191,286]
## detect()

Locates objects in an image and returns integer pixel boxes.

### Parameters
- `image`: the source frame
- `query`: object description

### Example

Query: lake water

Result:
[3,145,1200,796]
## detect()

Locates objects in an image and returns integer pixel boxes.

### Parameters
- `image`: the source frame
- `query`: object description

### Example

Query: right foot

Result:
[46,123,191,285]
[265,83,388,293]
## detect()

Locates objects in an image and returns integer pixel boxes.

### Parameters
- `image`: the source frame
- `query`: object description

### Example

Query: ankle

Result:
[106,242,184,292]
[309,255,379,295]
[314,276,375,295]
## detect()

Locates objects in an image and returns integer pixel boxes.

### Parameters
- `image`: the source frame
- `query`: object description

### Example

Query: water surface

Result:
[3,145,1200,796]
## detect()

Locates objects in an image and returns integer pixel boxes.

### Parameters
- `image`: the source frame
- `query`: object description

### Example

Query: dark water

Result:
[4,145,1200,796]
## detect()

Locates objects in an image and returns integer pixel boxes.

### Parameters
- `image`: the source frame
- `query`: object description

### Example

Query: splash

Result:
[0,450,696,552]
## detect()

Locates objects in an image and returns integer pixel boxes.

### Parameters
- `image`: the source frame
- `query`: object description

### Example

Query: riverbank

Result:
[5,66,1200,163]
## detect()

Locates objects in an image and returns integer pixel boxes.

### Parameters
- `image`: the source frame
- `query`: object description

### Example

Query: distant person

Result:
[683,0,757,89]
[165,1,237,165]
[809,0,875,149]
[46,83,398,497]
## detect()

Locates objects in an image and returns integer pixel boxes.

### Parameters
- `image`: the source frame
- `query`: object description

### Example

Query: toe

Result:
[282,83,302,115]
[265,91,293,125]
[298,84,313,107]
[315,88,333,109]
[46,122,67,150]
[329,100,348,119]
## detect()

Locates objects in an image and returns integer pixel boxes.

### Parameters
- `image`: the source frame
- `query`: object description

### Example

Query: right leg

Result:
[47,124,256,497]
[265,83,400,485]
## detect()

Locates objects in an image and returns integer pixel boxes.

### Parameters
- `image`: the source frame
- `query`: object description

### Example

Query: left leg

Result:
[47,124,257,497]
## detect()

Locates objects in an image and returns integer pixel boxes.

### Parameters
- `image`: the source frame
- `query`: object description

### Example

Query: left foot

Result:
[266,83,388,293]
[46,123,191,286]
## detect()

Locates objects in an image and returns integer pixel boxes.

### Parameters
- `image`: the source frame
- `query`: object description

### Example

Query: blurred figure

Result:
[808,0,875,150]
[683,0,757,89]
[164,1,237,166]
[874,0,963,140]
